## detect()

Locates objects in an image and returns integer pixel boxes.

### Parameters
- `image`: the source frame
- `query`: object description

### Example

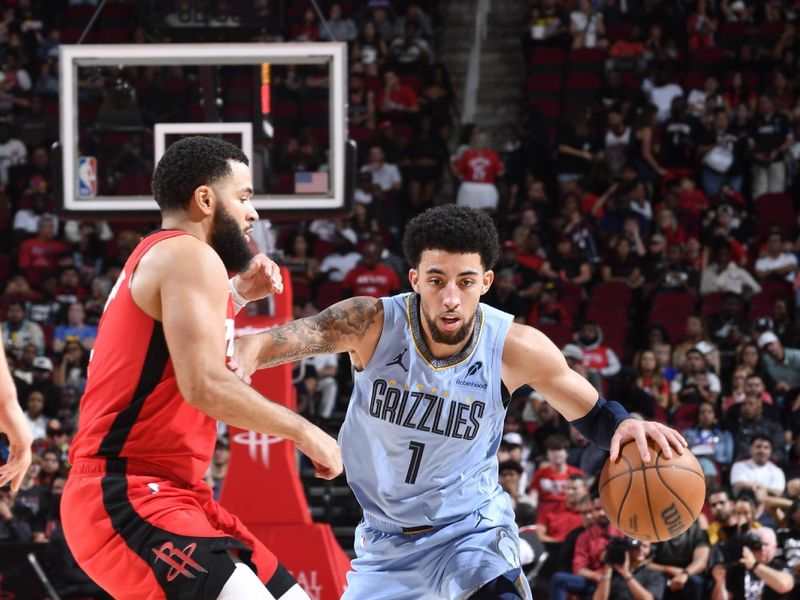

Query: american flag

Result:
[294,171,329,194]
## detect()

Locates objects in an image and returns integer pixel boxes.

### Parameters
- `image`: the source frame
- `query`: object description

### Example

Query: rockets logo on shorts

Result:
[152,541,208,581]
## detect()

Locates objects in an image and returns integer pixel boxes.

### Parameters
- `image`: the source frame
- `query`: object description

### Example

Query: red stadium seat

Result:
[651,290,695,314]
[271,172,294,194]
[605,22,632,42]
[527,73,562,95]
[315,281,344,310]
[717,22,749,48]
[757,21,784,45]
[291,280,312,304]
[690,47,727,72]
[671,403,699,431]
[272,99,300,120]
[586,305,629,327]
[529,47,566,70]
[536,323,573,349]
[700,292,724,317]
[114,174,151,195]
[565,72,602,90]
[649,316,688,345]
[559,281,584,317]
[527,98,561,119]
[754,194,796,240]
[684,72,707,91]
[348,124,375,146]
[760,279,792,303]
[569,48,606,73]
[590,282,632,309]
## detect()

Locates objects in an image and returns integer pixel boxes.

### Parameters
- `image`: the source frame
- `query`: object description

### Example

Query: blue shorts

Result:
[343,493,533,600]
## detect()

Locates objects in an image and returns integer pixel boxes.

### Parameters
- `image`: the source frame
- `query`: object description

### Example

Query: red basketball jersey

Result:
[69,230,234,485]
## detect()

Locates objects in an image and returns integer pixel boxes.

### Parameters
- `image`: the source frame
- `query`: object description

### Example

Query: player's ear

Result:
[481,270,494,294]
[408,268,419,293]
[191,185,214,216]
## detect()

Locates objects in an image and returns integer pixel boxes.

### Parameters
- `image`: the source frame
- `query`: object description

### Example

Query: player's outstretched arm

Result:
[153,239,342,479]
[235,296,384,375]
[502,323,686,462]
[0,353,32,492]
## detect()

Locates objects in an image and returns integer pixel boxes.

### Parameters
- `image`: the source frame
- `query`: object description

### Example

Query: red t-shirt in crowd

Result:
[378,84,419,111]
[343,263,400,298]
[18,238,69,283]
[537,505,583,542]
[454,149,504,184]
[530,463,585,499]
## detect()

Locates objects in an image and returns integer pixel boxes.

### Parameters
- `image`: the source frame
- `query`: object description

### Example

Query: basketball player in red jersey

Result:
[61,137,342,600]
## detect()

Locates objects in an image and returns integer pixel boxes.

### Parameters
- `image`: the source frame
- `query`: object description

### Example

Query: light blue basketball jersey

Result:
[340,292,514,528]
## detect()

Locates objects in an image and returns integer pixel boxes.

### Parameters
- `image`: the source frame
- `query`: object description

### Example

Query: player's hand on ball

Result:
[610,419,687,463]
[297,424,343,480]
[232,253,284,301]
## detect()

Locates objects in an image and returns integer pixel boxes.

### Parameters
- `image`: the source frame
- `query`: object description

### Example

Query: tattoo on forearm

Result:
[258,298,382,368]
[263,344,335,367]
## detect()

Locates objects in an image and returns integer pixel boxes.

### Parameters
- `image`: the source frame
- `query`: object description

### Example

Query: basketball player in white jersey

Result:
[235,205,686,599]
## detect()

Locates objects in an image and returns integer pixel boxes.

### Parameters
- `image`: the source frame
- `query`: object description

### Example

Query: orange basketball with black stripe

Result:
[599,439,705,542]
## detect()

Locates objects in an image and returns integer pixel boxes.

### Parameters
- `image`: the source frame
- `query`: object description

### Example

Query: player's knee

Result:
[218,563,273,599]
[217,563,311,600]
[470,568,529,600]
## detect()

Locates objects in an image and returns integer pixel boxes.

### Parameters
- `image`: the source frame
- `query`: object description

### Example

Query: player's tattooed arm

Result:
[236,296,384,372]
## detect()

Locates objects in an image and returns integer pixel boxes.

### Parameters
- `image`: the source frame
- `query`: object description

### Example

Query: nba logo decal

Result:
[78,156,97,197]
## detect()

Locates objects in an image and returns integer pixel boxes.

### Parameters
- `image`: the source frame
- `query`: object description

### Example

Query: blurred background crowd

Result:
[1,0,800,598]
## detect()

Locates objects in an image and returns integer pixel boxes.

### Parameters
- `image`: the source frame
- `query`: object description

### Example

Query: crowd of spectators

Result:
[1,0,800,598]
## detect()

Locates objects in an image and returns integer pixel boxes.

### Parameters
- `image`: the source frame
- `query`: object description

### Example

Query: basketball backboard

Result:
[57,42,353,217]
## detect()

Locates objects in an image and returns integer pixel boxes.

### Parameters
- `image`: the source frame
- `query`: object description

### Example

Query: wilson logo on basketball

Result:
[661,503,684,538]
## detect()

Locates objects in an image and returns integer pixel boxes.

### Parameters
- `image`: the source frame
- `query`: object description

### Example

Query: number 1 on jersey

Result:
[405,441,425,484]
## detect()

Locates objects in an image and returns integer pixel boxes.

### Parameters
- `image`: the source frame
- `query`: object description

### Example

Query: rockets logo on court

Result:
[232,431,284,467]
[152,541,207,581]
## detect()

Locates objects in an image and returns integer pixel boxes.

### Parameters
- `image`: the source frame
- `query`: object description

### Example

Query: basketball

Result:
[599,439,706,542]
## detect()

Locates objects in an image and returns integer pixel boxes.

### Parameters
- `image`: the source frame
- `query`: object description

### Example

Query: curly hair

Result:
[402,205,499,270]
[151,136,249,212]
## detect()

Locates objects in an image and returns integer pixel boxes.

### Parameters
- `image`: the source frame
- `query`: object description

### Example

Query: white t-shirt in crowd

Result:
[729,458,786,494]
[755,253,798,283]
[360,163,402,192]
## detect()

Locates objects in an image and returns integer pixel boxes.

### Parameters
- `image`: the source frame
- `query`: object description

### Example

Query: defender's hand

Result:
[296,424,343,480]
[232,254,283,301]
[610,419,687,462]
[232,336,262,378]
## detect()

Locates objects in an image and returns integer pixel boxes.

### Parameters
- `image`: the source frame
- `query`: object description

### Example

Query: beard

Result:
[210,202,253,273]
[420,303,475,346]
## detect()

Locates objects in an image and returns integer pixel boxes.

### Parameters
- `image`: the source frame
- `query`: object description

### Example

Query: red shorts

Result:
[62,459,280,600]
